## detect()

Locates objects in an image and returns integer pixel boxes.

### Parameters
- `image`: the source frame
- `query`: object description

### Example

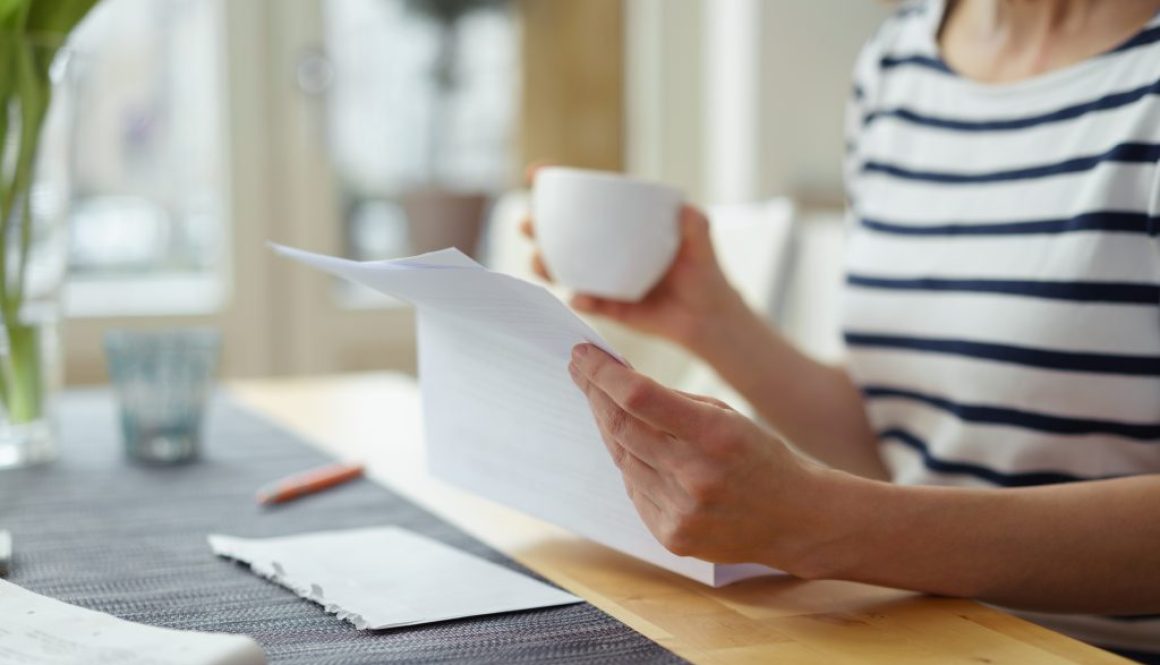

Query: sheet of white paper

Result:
[208,527,580,630]
[0,578,265,665]
[272,244,620,363]
[271,244,778,587]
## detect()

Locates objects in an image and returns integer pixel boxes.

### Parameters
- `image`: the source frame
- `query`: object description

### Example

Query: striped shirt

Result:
[842,0,1160,657]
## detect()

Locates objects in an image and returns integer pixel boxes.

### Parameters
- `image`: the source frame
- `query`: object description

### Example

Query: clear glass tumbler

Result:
[104,329,221,464]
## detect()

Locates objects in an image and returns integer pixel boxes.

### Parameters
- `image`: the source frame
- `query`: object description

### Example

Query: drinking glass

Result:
[104,329,221,464]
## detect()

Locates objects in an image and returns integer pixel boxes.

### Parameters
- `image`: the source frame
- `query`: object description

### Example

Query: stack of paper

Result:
[274,245,776,587]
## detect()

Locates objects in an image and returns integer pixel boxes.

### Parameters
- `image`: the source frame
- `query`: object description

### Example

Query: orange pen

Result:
[257,462,365,506]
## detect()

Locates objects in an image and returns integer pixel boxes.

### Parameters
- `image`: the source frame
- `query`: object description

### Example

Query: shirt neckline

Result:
[923,0,1160,96]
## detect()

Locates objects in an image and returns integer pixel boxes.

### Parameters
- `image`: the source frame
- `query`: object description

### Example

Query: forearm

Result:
[687,294,887,479]
[805,471,1160,613]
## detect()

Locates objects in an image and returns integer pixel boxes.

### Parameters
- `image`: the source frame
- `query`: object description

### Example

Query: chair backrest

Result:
[778,210,848,363]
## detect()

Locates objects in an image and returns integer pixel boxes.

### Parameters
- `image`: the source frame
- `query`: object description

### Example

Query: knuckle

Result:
[622,379,653,412]
[684,471,723,506]
[700,417,740,458]
[661,519,700,558]
[663,533,686,554]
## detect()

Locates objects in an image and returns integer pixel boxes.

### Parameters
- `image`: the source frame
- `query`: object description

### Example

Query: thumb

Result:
[678,205,716,263]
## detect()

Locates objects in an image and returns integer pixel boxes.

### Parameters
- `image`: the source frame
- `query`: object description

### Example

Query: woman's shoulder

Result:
[851,0,940,102]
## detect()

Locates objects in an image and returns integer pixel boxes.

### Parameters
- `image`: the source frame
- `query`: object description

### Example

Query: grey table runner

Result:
[0,391,687,664]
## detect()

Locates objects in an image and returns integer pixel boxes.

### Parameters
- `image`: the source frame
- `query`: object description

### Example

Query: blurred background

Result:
[60,0,891,386]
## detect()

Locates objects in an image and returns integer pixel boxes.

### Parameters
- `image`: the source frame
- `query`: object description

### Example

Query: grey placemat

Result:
[0,390,687,665]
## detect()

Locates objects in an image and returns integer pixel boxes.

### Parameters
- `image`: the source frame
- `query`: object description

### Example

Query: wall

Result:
[625,0,705,199]
[626,0,890,206]
[518,0,625,172]
[757,0,891,205]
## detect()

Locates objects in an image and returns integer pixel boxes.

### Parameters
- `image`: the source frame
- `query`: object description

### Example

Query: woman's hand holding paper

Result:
[567,342,852,576]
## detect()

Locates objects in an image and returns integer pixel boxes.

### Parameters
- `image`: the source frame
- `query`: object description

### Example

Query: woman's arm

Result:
[828,473,1160,614]
[523,203,886,478]
[569,343,1160,613]
[684,289,887,480]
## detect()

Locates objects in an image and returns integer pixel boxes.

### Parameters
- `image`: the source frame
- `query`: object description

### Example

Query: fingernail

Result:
[572,344,589,360]
[568,361,580,380]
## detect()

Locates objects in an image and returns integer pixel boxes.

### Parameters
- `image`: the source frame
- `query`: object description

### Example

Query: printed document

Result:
[209,527,580,629]
[0,578,264,665]
[273,245,776,587]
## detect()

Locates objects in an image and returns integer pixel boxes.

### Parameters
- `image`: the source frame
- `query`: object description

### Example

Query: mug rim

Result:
[535,166,682,198]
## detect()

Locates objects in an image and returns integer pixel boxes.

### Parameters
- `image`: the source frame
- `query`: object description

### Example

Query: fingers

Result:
[679,204,711,238]
[624,483,670,546]
[519,215,553,281]
[531,253,551,281]
[573,363,674,470]
[571,295,596,311]
[678,205,715,263]
[570,361,672,516]
[675,389,734,412]
[612,440,669,510]
[571,294,632,320]
[571,343,711,440]
[523,160,554,186]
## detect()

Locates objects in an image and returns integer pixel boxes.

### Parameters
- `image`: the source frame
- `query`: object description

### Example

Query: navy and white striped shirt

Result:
[843,0,1160,656]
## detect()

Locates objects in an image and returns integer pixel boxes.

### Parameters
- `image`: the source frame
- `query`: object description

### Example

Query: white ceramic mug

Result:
[532,167,682,302]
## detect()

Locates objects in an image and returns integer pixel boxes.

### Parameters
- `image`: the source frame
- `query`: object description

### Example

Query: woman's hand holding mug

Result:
[521,165,745,354]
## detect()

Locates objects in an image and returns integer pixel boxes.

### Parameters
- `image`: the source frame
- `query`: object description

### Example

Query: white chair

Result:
[778,210,848,364]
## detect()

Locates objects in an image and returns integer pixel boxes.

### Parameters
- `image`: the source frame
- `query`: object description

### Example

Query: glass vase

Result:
[0,37,74,468]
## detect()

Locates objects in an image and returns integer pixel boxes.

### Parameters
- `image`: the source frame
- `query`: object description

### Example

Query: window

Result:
[322,0,517,265]
[65,0,227,317]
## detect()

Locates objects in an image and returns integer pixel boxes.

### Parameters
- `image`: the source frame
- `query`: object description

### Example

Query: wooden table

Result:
[230,373,1131,665]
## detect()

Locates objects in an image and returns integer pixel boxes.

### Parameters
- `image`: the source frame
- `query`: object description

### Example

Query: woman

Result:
[524,0,1160,661]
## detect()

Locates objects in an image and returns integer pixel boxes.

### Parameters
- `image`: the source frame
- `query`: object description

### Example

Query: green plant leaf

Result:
[0,0,94,425]
[0,0,30,32]
[25,0,99,38]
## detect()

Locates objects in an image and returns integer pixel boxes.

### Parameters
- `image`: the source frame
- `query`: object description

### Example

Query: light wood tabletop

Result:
[230,372,1132,665]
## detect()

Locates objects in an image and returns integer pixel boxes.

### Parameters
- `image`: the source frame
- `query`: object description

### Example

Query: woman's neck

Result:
[940,0,1160,83]
[965,0,1099,41]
